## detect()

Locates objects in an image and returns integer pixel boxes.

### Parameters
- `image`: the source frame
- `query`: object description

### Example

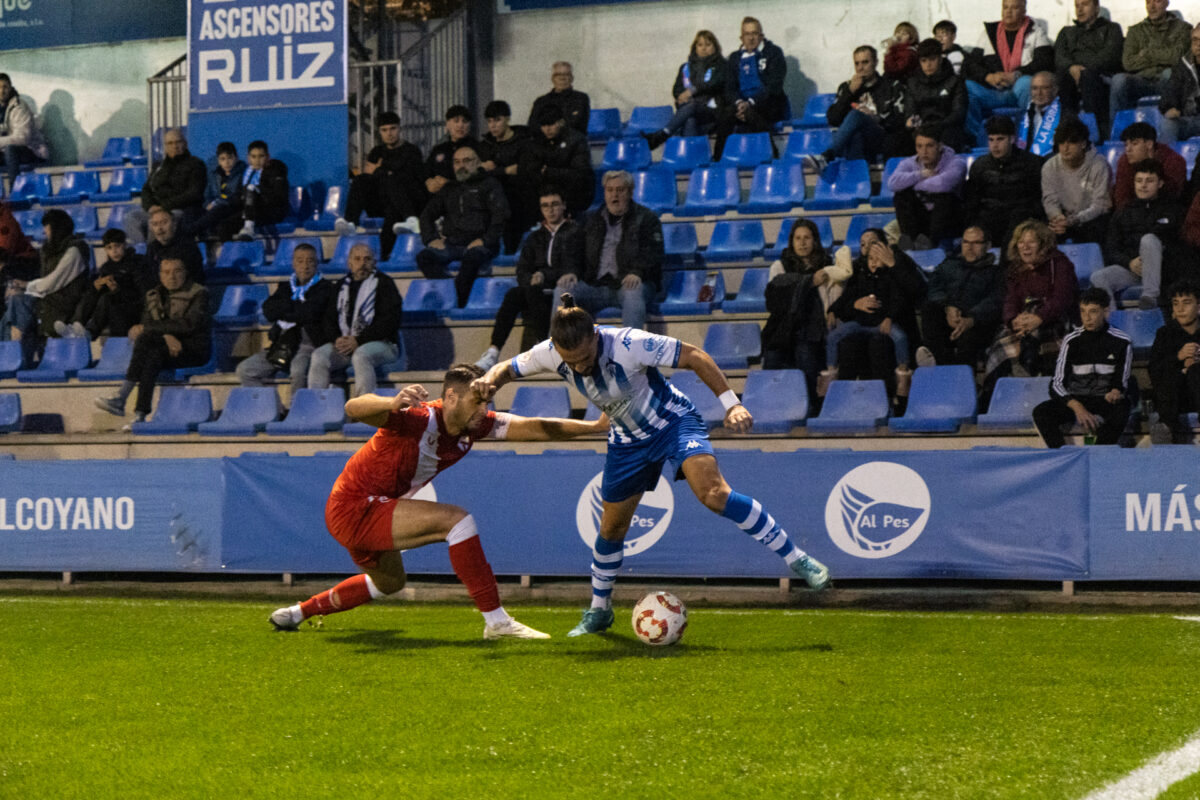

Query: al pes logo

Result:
[576,472,673,555]
[824,462,930,558]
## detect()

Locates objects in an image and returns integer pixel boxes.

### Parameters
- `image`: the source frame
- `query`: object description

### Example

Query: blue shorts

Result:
[601,412,714,503]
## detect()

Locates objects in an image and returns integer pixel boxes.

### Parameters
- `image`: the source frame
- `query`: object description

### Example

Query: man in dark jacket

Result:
[1111,0,1191,116]
[425,105,479,197]
[146,207,205,286]
[1054,0,1124,140]
[224,139,289,241]
[127,128,206,243]
[1032,286,1131,447]
[903,39,969,152]
[1161,24,1200,143]
[1149,279,1200,442]
[916,226,1005,366]
[555,170,664,330]
[712,17,788,159]
[965,115,1044,246]
[810,45,908,170]
[308,244,403,397]
[236,242,335,396]
[59,228,153,339]
[417,145,510,307]
[527,61,591,136]
[478,100,534,253]
[338,112,427,259]
[520,103,593,220]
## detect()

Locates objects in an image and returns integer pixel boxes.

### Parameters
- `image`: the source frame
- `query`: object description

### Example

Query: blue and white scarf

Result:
[277,270,322,332]
[336,271,378,337]
[1018,97,1060,157]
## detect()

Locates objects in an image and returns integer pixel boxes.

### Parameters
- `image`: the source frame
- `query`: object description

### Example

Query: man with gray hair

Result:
[527,61,591,136]
[554,170,663,329]
[1018,72,1063,156]
[125,127,206,244]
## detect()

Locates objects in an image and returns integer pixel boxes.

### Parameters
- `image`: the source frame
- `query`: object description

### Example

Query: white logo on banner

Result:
[824,462,931,559]
[575,472,674,556]
[0,0,32,21]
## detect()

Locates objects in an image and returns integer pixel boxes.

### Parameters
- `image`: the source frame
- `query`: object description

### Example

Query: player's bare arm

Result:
[471,362,516,402]
[676,343,752,433]
[344,384,429,428]
[505,412,610,441]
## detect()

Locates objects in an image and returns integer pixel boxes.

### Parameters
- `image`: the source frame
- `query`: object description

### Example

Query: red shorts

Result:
[325,492,398,570]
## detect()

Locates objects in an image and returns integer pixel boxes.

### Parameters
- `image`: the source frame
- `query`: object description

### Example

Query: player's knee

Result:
[697,482,731,513]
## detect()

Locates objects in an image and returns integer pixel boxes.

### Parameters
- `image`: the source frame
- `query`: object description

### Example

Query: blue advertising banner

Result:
[0,0,186,52]
[188,0,346,111]
[498,0,661,11]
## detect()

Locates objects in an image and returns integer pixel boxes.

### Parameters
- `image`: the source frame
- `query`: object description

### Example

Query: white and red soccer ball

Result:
[631,591,688,646]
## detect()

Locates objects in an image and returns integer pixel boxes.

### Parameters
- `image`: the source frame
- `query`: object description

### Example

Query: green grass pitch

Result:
[4,595,1200,799]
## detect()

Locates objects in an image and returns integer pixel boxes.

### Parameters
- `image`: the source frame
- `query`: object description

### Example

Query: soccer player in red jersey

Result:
[270,363,607,638]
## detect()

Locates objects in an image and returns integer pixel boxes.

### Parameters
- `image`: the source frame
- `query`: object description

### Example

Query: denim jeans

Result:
[826,320,909,367]
[556,279,655,330]
[827,109,885,161]
[307,339,401,397]
[966,75,1032,146]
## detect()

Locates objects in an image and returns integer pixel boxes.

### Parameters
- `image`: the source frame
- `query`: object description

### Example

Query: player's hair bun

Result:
[559,293,576,309]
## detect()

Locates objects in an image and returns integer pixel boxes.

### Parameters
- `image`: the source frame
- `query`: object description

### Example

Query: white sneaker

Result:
[269,606,301,631]
[474,348,499,371]
[334,218,355,237]
[53,320,69,337]
[483,617,551,640]
[70,321,88,339]
[915,346,936,368]
[120,411,147,432]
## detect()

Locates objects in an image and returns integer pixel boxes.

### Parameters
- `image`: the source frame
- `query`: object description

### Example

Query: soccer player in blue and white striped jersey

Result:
[473,294,830,637]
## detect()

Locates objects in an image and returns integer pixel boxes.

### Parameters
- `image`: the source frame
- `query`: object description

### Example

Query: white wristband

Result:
[718,390,740,412]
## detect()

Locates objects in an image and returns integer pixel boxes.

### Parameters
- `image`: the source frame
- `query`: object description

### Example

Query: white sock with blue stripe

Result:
[590,535,623,609]
[722,491,804,565]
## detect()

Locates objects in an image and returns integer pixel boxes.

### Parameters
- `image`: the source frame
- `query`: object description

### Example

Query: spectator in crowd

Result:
[1032,286,1131,447]
[308,243,403,397]
[1148,279,1200,443]
[809,45,909,171]
[1042,117,1112,244]
[57,228,152,340]
[643,30,731,149]
[1160,23,1200,143]
[965,115,1045,246]
[981,220,1079,393]
[189,141,245,240]
[1054,0,1123,140]
[236,242,335,396]
[554,170,663,330]
[1111,0,1191,117]
[0,208,89,365]
[337,111,427,259]
[0,199,39,288]
[94,256,212,429]
[888,124,968,250]
[527,61,590,136]
[475,187,582,370]
[1018,72,1064,156]
[125,127,206,244]
[916,226,1005,367]
[903,38,969,152]
[0,73,48,185]
[425,105,478,196]
[478,100,533,254]
[1095,159,1184,310]
[145,207,204,286]
[216,139,289,241]
[963,0,1053,147]
[417,146,510,308]
[713,17,788,159]
[520,103,593,220]
[934,19,974,76]
[883,22,920,82]
[1113,121,1187,211]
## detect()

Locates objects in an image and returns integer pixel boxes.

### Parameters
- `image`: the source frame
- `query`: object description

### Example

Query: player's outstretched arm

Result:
[504,412,609,441]
[471,361,517,403]
[344,385,428,428]
[677,343,752,433]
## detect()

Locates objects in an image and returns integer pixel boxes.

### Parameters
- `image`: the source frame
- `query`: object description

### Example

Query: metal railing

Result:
[147,55,187,165]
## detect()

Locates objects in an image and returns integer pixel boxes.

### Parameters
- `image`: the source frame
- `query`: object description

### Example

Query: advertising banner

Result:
[0,1,186,52]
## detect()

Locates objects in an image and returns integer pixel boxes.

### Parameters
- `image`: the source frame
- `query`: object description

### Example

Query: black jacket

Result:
[1054,16,1124,76]
[261,277,336,347]
[320,270,402,346]
[964,20,1055,84]
[241,158,290,224]
[366,140,428,220]
[97,246,154,306]
[141,150,206,213]
[1049,323,1131,400]
[520,126,594,217]
[902,60,967,135]
[516,219,583,288]
[528,88,591,135]
[146,232,206,286]
[581,201,664,290]
[419,169,510,251]
[1149,317,1200,394]
[965,148,1045,229]
[1105,195,1184,268]
[673,54,731,110]
[479,126,533,174]
[425,136,480,183]
[831,250,927,336]
[726,40,788,106]
[828,73,906,133]
[925,251,1005,326]
[1161,55,1200,118]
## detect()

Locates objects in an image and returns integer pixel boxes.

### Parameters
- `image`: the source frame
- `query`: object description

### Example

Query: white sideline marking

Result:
[1081,730,1200,800]
[1173,616,1200,623]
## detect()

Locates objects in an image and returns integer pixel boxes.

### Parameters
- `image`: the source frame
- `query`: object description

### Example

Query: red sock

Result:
[300,574,374,619]
[448,535,501,613]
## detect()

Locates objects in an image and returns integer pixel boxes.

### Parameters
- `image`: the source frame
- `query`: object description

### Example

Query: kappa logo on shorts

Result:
[824,462,931,559]
[685,440,702,450]
[576,472,674,556]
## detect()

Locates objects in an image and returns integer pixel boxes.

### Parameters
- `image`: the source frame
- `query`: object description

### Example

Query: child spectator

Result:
[56,228,152,339]
[188,141,245,240]
[883,22,920,81]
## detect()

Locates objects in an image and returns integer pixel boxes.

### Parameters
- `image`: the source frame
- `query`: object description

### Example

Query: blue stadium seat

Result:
[655,270,725,315]
[702,321,761,369]
[1109,308,1164,358]
[906,248,947,273]
[288,185,314,225]
[327,233,381,273]
[1096,142,1122,175]
[0,341,23,378]
[600,137,651,171]
[214,240,266,275]
[84,137,125,167]
[343,387,398,437]
[120,136,147,165]
[383,232,423,272]
[1077,111,1101,144]
[677,165,739,216]
[92,166,148,202]
[662,222,701,266]
[77,337,134,381]
[806,380,890,433]
[265,236,323,276]
[1180,138,1200,179]
[14,209,43,241]
[587,107,621,141]
[265,388,346,435]
[103,203,138,235]
[403,278,458,321]
[632,165,677,214]
[782,128,833,161]
[624,105,673,135]
[16,337,91,382]
[0,393,20,433]
[888,365,978,432]
[667,371,724,429]
[806,159,871,210]
[741,369,809,432]
[977,376,1052,431]
[1057,242,1103,287]
[765,216,834,260]
[448,276,518,320]
[871,157,906,208]
[130,387,214,435]
[798,93,837,128]
[308,184,345,230]
[844,214,897,256]
[1109,107,1165,142]
[214,283,270,325]
[722,268,769,314]
[43,171,100,205]
[739,160,805,214]
[66,205,99,237]
[703,219,765,262]
[198,387,280,436]
[659,135,711,172]
[10,172,51,206]
[719,133,774,167]
[509,386,571,418]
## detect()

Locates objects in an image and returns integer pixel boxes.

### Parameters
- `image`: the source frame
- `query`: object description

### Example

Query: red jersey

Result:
[331,401,510,500]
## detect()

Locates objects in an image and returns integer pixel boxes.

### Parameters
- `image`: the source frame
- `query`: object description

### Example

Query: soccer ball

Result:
[631,591,688,646]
